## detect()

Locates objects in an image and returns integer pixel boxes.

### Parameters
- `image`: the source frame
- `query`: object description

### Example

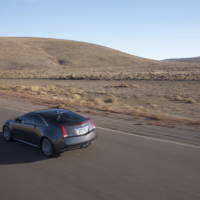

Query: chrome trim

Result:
[14,138,40,148]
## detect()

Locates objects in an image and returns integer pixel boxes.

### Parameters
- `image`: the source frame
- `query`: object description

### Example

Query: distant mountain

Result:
[163,57,200,63]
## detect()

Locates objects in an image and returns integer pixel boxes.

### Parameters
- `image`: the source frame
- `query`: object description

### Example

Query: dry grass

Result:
[105,83,140,88]
[1,71,200,81]
[0,83,200,125]
[173,95,196,103]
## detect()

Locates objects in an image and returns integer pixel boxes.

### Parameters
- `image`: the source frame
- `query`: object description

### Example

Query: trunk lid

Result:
[64,120,91,136]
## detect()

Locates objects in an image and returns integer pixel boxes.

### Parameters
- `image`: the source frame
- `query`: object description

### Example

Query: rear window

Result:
[45,111,86,124]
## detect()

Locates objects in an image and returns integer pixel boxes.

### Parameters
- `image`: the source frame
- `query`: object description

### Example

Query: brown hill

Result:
[0,37,200,79]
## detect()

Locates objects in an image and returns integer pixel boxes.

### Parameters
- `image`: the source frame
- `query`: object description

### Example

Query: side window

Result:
[22,114,44,126]
[34,116,46,127]
[23,115,35,125]
[23,114,41,125]
[22,115,33,124]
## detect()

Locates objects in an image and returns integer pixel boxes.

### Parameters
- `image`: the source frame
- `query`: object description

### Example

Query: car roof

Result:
[31,108,68,117]
[29,108,86,122]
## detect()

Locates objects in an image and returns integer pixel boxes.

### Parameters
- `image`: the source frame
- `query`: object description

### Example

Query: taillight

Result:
[90,120,96,130]
[59,125,68,137]
[73,121,87,126]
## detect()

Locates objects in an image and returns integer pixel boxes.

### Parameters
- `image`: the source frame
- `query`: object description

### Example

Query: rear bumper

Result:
[55,130,97,153]
[65,130,97,146]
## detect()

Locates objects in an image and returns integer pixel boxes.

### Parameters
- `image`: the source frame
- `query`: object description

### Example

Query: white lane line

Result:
[97,126,200,150]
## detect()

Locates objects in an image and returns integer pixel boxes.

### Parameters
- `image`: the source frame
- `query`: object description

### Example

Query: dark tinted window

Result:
[22,115,35,124]
[34,116,46,126]
[45,111,86,124]
[23,114,46,126]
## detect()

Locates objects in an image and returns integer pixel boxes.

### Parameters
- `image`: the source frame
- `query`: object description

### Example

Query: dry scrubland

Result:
[0,37,200,125]
[0,79,200,126]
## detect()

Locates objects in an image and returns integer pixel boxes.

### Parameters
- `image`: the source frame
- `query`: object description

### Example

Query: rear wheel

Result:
[41,138,55,157]
[3,126,12,141]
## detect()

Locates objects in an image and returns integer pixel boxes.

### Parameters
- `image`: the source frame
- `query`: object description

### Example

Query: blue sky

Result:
[0,0,199,60]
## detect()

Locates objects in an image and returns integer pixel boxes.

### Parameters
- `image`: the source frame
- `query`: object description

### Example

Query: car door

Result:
[26,114,46,146]
[11,116,27,141]
[12,114,40,145]
[21,114,39,145]
[11,114,46,146]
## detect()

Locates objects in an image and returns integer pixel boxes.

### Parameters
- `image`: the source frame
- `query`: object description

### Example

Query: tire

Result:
[3,126,12,142]
[41,138,55,157]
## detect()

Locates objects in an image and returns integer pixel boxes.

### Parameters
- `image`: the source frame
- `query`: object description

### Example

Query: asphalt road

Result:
[0,104,200,200]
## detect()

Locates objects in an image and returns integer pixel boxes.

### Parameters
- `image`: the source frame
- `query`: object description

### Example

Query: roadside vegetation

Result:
[1,71,200,81]
[0,80,200,126]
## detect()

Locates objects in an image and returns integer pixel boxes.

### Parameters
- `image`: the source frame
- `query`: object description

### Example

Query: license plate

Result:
[76,126,89,135]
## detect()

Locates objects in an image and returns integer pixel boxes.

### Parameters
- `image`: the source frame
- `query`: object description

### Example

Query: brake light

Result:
[59,125,68,137]
[90,120,96,130]
[73,121,87,126]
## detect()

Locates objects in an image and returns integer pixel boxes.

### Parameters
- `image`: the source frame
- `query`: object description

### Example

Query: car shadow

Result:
[0,133,47,165]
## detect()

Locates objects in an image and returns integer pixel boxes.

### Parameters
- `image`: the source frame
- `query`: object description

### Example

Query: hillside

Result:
[0,37,163,71]
[0,37,200,80]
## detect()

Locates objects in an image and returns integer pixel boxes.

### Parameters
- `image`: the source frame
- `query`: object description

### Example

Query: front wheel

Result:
[41,138,55,157]
[3,126,12,141]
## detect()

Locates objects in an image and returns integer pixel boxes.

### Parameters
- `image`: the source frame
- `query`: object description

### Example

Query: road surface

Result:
[0,97,200,200]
